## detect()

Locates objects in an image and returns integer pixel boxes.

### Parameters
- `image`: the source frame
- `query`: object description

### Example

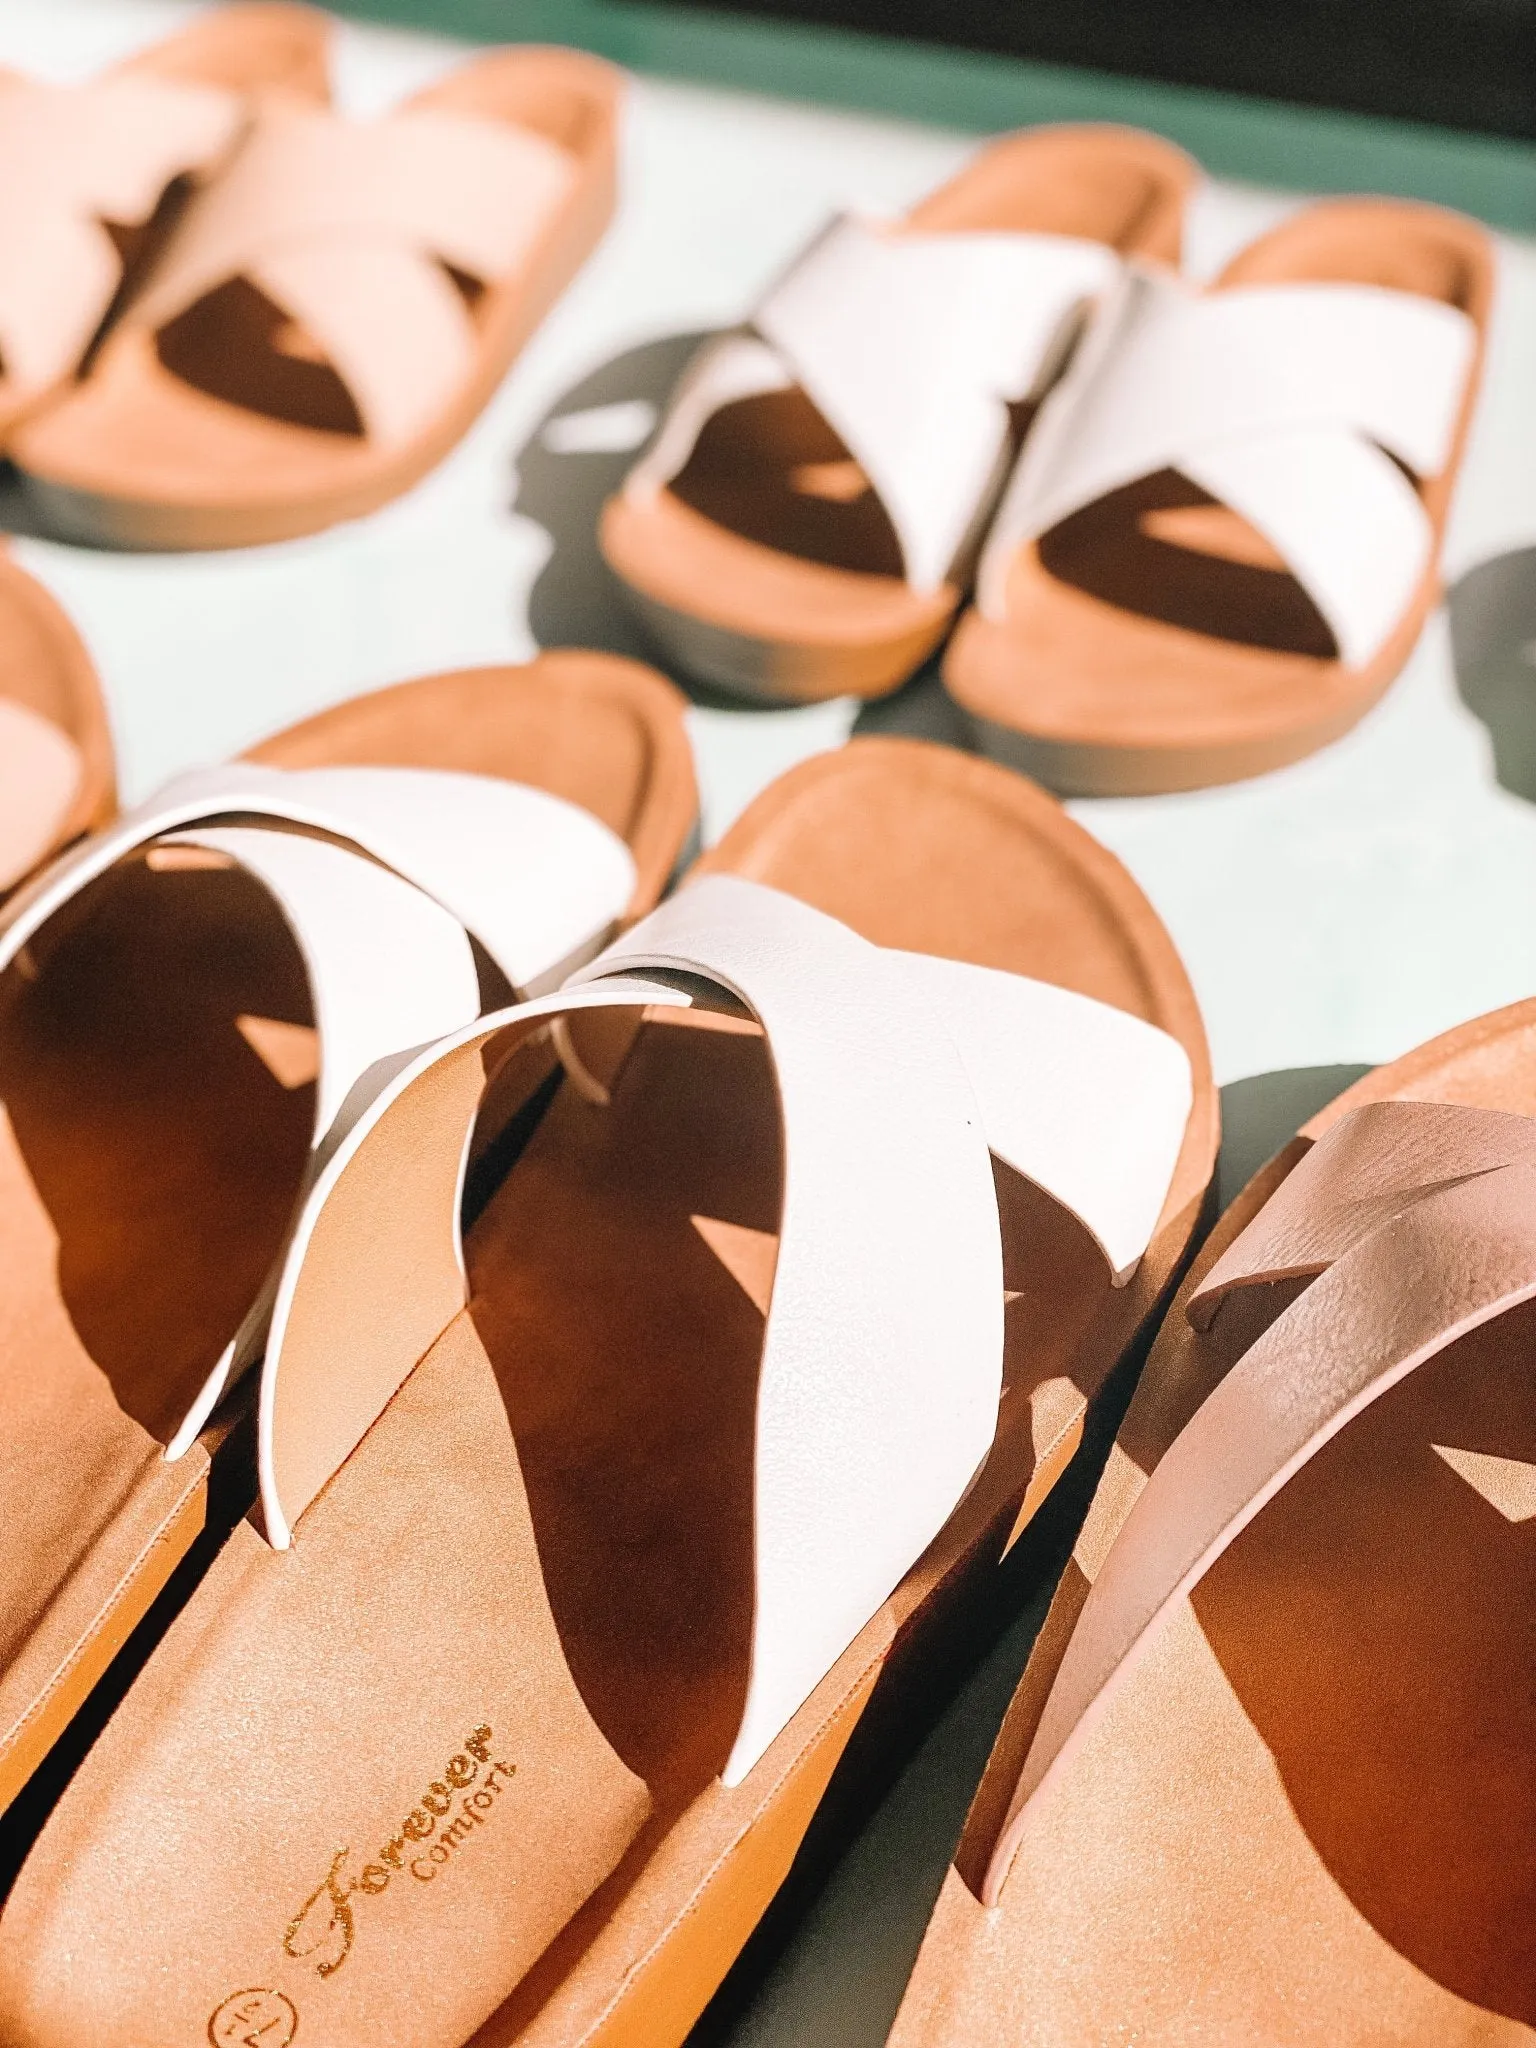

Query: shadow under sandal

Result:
[893,1004,1536,2046]
[0,556,113,895]
[0,652,695,1822]
[602,126,1193,704]
[10,46,622,548]
[0,738,1215,2048]
[947,198,1494,793]
[0,2,330,443]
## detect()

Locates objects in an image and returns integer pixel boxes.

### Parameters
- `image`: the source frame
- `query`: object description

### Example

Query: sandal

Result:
[0,650,694,1819]
[601,127,1193,703]
[0,3,329,440]
[894,1000,1536,2045]
[0,554,112,895]
[0,738,1214,2048]
[10,46,624,549]
[946,198,1494,793]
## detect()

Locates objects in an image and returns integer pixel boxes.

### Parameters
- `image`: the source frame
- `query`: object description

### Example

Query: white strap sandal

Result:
[0,739,1217,2048]
[946,196,1494,793]
[0,652,694,1819]
[602,126,1193,703]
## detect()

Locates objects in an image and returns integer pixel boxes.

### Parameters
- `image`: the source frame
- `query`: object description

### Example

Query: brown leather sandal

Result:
[0,740,1215,2048]
[894,1000,1536,2045]
[0,554,112,895]
[601,127,1193,703]
[0,3,329,442]
[10,46,622,548]
[947,198,1494,793]
[0,651,695,1824]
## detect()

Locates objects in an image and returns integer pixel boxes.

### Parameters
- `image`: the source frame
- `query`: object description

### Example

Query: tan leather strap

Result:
[134,102,576,443]
[0,73,239,399]
[985,1100,1536,1901]
[1189,1097,1536,1329]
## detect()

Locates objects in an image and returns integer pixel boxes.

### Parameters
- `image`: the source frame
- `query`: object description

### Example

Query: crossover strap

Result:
[579,879,1008,1782]
[0,759,637,998]
[629,211,1119,594]
[1188,1098,1536,1330]
[984,1100,1536,1903]
[256,875,1192,1787]
[0,72,239,401]
[133,102,576,444]
[980,265,1476,668]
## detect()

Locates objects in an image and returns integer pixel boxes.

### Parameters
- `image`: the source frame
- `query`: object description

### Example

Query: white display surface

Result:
[4,0,1536,1088]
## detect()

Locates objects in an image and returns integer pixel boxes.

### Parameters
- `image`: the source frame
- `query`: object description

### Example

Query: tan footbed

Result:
[893,997,1536,2047]
[0,651,696,1825]
[946,198,1496,794]
[0,737,1213,2048]
[0,555,112,895]
[600,126,1195,704]
[8,46,621,550]
[0,3,332,445]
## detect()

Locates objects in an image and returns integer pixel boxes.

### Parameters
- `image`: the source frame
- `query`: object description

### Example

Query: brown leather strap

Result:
[985,1101,1536,1902]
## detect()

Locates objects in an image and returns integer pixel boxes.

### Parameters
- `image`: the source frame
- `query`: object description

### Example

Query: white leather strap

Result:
[0,73,239,398]
[0,761,637,998]
[579,877,1007,1783]
[254,874,1192,1791]
[629,212,1119,595]
[2,760,638,1460]
[980,265,1476,667]
[162,824,479,1140]
[256,980,694,1550]
[887,950,1192,1284]
[153,822,481,1460]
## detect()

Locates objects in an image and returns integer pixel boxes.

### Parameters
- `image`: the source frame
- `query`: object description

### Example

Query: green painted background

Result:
[331,0,1536,228]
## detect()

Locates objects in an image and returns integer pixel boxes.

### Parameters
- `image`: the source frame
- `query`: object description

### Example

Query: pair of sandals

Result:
[0,3,621,546]
[1,647,1529,2044]
[605,126,1494,793]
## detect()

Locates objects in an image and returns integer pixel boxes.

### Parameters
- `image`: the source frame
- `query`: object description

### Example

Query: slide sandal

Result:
[10,46,624,549]
[946,197,1494,793]
[0,554,112,896]
[601,127,1193,703]
[0,739,1215,2048]
[894,1001,1536,2045]
[0,651,694,1820]
[0,2,329,442]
